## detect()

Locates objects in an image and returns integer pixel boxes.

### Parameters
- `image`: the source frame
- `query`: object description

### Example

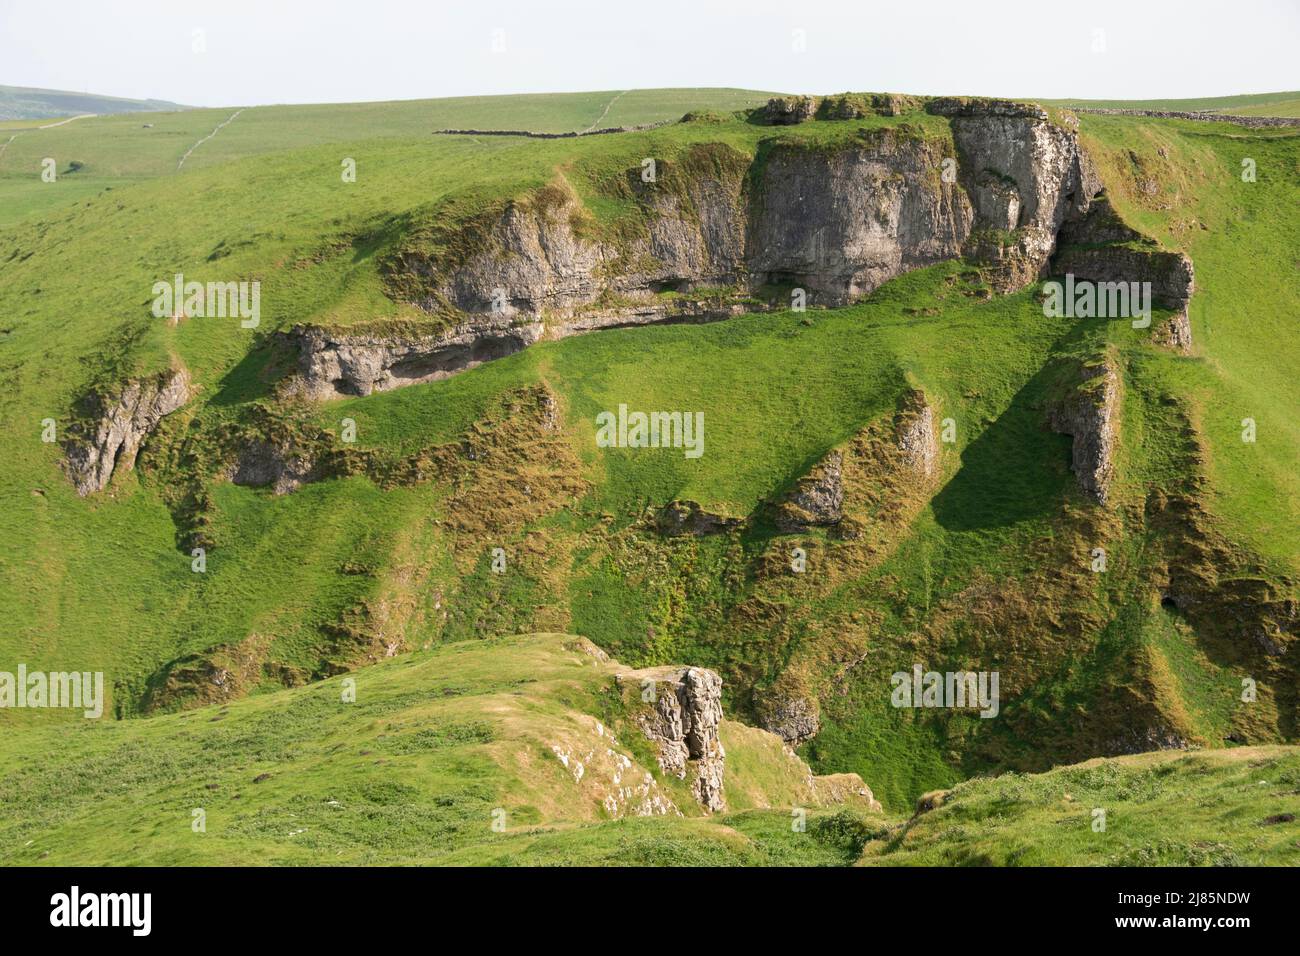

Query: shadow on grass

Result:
[209,333,295,407]
[932,359,1074,532]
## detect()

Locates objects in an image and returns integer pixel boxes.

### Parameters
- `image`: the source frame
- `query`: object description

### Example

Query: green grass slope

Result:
[0,84,186,121]
[1040,91,1300,114]
[866,746,1300,866]
[0,632,876,866]
[0,90,1296,835]
[0,88,775,227]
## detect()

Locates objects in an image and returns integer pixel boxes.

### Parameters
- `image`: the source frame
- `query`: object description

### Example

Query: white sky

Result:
[2,0,1297,108]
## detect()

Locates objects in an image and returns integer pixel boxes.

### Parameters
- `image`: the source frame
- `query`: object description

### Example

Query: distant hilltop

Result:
[0,84,188,121]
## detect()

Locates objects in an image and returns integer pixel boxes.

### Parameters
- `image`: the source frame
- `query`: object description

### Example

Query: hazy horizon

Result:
[2,0,1297,109]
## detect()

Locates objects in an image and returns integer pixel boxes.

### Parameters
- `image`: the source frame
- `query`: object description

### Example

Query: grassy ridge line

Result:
[0,632,875,866]
[1074,113,1300,572]
[0,84,188,122]
[0,89,777,227]
[1039,91,1300,113]
[2,627,1292,866]
[866,746,1300,866]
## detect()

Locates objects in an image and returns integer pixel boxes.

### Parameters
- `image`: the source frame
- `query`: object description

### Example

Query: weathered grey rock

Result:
[1105,725,1189,755]
[439,180,744,321]
[747,130,974,304]
[775,451,843,532]
[290,103,1133,398]
[286,317,545,400]
[657,500,742,537]
[762,95,818,125]
[227,440,319,495]
[1153,308,1194,353]
[1050,356,1121,504]
[895,390,939,477]
[1053,244,1194,312]
[63,367,191,495]
[759,694,821,745]
[941,102,1100,291]
[623,665,726,812]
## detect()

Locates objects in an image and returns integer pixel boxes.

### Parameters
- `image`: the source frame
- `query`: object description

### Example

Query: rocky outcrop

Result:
[1053,198,1194,309]
[761,95,818,125]
[929,98,1101,292]
[1104,725,1190,756]
[895,388,939,477]
[758,694,820,745]
[817,92,923,119]
[747,128,974,304]
[774,450,843,532]
[63,367,191,495]
[227,439,320,495]
[408,166,747,321]
[656,499,743,537]
[621,665,727,812]
[1050,355,1121,504]
[1051,195,1196,350]
[1153,309,1194,353]
[285,317,545,400]
[290,98,1118,398]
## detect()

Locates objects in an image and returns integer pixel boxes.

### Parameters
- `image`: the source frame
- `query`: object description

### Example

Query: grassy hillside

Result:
[868,746,1300,866]
[0,84,186,121]
[0,632,878,866]
[3,629,1293,867]
[0,88,1296,856]
[1040,91,1300,114]
[0,88,775,227]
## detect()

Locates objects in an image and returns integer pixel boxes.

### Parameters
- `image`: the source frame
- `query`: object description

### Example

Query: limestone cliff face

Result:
[1050,355,1122,505]
[63,367,191,495]
[1051,195,1196,352]
[287,317,544,400]
[930,98,1101,291]
[289,101,1112,399]
[747,129,974,304]
[621,665,727,812]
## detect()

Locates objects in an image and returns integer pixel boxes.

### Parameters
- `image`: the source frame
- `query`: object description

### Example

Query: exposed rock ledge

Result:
[894,387,940,477]
[289,100,1111,399]
[618,665,727,812]
[284,317,544,399]
[655,499,743,537]
[287,303,756,401]
[758,693,822,747]
[63,367,191,495]
[774,451,844,533]
[1049,355,1121,505]
[1051,195,1195,353]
